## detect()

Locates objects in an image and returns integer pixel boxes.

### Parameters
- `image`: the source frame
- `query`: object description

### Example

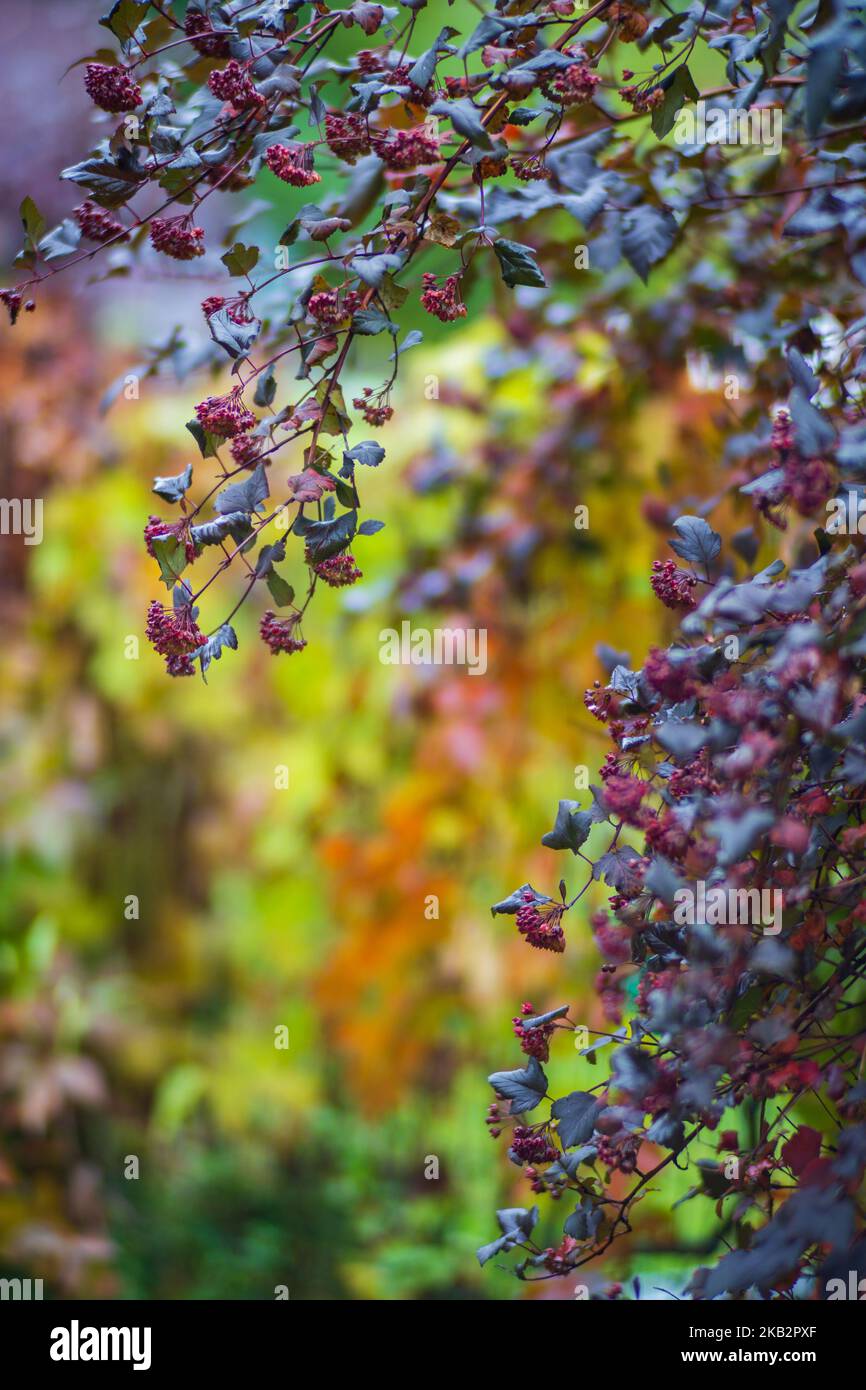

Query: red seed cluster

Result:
[259,610,307,655]
[510,1127,558,1165]
[150,216,205,261]
[325,112,371,163]
[786,457,834,515]
[371,127,439,170]
[74,201,129,244]
[307,289,361,326]
[643,645,698,701]
[202,294,255,326]
[542,1237,581,1274]
[549,62,602,106]
[1,288,25,324]
[208,61,262,110]
[619,84,665,113]
[512,1003,557,1062]
[353,388,393,427]
[264,144,321,187]
[194,391,256,439]
[515,894,566,953]
[230,434,264,469]
[84,63,142,113]
[184,9,231,57]
[311,552,363,587]
[511,154,550,182]
[145,601,207,661]
[771,408,795,454]
[420,273,467,323]
[601,773,647,826]
[650,558,698,611]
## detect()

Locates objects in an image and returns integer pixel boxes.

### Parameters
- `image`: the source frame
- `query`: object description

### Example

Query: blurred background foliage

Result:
[0,0,738,1299]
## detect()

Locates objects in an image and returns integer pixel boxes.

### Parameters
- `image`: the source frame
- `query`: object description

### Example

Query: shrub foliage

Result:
[5,0,866,1297]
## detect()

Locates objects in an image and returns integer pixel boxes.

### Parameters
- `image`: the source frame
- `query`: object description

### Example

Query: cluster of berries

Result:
[307,289,362,326]
[84,63,141,113]
[259,610,307,655]
[353,388,393,427]
[643,645,698,701]
[311,552,363,587]
[195,390,256,439]
[420,273,467,323]
[150,216,205,261]
[619,81,665,112]
[208,61,262,110]
[145,601,207,677]
[0,289,31,324]
[184,9,230,57]
[371,127,439,170]
[548,62,601,107]
[600,773,646,826]
[484,1102,502,1139]
[511,154,550,182]
[510,1126,559,1165]
[324,112,371,163]
[264,144,320,187]
[201,294,254,324]
[515,892,566,952]
[650,558,698,611]
[74,202,129,244]
[583,680,618,724]
[595,1132,640,1175]
[541,1236,581,1274]
[230,435,264,469]
[761,409,835,520]
[512,1003,557,1062]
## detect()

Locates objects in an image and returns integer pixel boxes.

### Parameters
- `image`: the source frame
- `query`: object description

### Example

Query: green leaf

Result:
[487,1057,548,1115]
[431,97,492,150]
[551,1091,603,1148]
[208,307,260,360]
[349,250,405,289]
[20,196,46,249]
[99,0,148,43]
[303,508,357,562]
[806,33,845,136]
[335,478,357,509]
[266,571,295,608]
[221,242,260,277]
[186,419,221,460]
[190,512,250,548]
[493,238,546,289]
[621,205,679,282]
[38,218,81,262]
[197,623,238,682]
[651,65,699,140]
[315,379,351,437]
[668,514,722,566]
[377,273,409,313]
[152,462,193,504]
[351,308,398,336]
[151,533,188,588]
[254,366,277,407]
[61,146,146,208]
[215,462,269,516]
[540,800,592,854]
[343,440,385,469]
[389,329,423,360]
[254,537,286,577]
